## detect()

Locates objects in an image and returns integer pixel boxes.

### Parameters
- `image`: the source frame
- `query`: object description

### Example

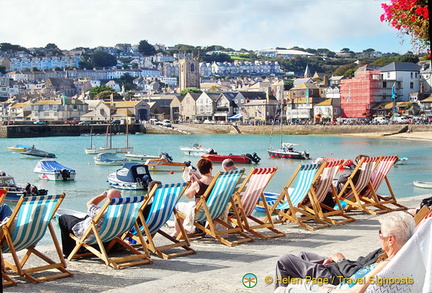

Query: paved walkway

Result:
[5,195,426,293]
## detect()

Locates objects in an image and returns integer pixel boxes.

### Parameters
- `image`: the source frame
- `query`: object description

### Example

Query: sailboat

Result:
[84,125,115,155]
[114,122,133,153]
[267,104,310,160]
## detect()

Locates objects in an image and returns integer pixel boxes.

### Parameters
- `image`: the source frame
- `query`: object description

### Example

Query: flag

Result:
[391,83,396,99]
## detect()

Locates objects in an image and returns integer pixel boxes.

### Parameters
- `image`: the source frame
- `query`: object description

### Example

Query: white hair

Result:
[379,211,415,245]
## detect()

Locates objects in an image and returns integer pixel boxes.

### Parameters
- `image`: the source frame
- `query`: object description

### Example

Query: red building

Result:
[340,66,382,118]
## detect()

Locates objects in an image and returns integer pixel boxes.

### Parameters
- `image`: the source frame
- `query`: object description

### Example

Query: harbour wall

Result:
[0,124,145,138]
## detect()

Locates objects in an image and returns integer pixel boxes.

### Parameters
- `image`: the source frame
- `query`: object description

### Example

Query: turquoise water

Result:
[1,133,431,213]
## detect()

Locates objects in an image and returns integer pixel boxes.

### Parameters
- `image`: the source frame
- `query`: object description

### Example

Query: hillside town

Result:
[0,43,431,126]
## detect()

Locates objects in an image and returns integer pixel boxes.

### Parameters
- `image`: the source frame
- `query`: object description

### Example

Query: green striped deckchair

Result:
[187,169,253,246]
[0,193,72,283]
[68,195,152,269]
[133,182,196,259]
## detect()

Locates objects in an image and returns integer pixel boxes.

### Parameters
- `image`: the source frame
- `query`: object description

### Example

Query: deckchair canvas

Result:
[305,160,355,226]
[336,156,382,214]
[0,194,72,283]
[180,169,253,247]
[229,167,285,238]
[132,182,196,259]
[68,195,152,269]
[266,163,330,231]
[358,155,407,212]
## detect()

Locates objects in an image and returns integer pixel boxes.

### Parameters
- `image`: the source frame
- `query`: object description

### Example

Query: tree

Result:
[89,85,115,99]
[380,0,429,51]
[180,87,202,96]
[45,43,62,55]
[90,51,117,68]
[138,40,157,56]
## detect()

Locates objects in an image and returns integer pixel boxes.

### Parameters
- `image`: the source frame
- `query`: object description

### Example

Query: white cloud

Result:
[1,0,413,53]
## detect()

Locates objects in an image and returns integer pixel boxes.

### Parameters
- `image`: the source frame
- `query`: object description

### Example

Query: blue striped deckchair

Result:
[229,167,285,239]
[132,182,196,259]
[265,163,330,230]
[68,195,152,269]
[0,193,72,283]
[187,169,253,247]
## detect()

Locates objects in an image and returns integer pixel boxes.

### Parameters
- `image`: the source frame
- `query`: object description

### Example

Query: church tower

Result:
[179,57,200,91]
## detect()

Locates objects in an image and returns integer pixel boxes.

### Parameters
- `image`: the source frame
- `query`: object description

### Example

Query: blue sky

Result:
[2,0,414,54]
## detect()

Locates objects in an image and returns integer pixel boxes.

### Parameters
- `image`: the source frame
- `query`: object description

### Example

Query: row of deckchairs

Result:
[0,155,406,286]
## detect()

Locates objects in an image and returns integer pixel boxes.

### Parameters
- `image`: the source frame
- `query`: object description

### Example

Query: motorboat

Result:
[413,181,432,189]
[179,142,217,156]
[395,157,408,165]
[107,163,153,190]
[201,153,261,164]
[33,159,76,181]
[7,144,31,152]
[125,152,159,162]
[20,146,56,159]
[0,171,48,201]
[145,153,191,172]
[93,153,128,166]
[267,143,310,160]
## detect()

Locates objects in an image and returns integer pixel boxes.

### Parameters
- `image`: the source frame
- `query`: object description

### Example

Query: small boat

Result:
[413,181,432,189]
[201,153,261,164]
[85,147,117,155]
[93,153,128,166]
[107,163,153,190]
[125,153,159,162]
[395,157,408,165]
[0,171,48,201]
[145,153,190,172]
[20,146,56,158]
[179,142,217,156]
[34,159,76,181]
[268,142,310,160]
[7,144,31,152]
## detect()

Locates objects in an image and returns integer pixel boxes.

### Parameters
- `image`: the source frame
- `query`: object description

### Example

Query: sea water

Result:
[1,133,431,213]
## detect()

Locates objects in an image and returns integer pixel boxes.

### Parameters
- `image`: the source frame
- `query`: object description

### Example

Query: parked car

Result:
[148,119,159,125]
[78,121,91,125]
[110,120,121,125]
[393,116,409,124]
[33,120,46,125]
[373,117,388,124]
[162,120,172,127]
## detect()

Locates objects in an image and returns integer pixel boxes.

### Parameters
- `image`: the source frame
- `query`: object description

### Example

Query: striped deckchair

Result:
[0,193,72,283]
[336,156,381,214]
[132,182,196,259]
[0,189,16,287]
[68,195,152,269]
[181,169,253,246]
[229,167,285,238]
[265,163,330,231]
[359,155,407,212]
[306,160,355,226]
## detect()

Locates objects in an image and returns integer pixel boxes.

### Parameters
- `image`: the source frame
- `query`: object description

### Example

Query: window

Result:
[410,82,414,89]
[383,81,387,88]
[411,72,413,78]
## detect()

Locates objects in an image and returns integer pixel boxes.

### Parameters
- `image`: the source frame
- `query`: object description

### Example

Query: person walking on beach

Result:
[58,189,122,257]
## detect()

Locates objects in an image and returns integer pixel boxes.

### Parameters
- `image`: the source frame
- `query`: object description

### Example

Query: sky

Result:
[2,0,415,54]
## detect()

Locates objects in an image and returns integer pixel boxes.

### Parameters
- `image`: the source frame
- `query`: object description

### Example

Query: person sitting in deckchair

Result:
[58,189,121,257]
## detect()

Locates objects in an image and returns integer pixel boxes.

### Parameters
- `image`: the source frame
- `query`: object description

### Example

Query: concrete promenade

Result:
[5,195,427,293]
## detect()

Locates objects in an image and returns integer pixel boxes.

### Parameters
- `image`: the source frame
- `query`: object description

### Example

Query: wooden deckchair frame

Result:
[229,167,285,238]
[357,155,407,213]
[179,169,253,247]
[132,182,196,259]
[265,163,330,231]
[68,195,152,269]
[336,156,384,215]
[304,160,355,226]
[0,193,72,283]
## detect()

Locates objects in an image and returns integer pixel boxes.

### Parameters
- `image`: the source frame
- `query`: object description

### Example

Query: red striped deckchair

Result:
[359,155,407,212]
[229,167,285,239]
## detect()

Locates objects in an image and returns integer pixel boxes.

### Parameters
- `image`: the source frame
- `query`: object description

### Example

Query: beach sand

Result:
[4,195,430,293]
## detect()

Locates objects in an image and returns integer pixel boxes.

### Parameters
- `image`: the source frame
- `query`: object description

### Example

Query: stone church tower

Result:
[179,58,200,91]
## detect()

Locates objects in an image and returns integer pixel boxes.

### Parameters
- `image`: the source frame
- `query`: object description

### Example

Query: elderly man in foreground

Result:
[274,211,415,293]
